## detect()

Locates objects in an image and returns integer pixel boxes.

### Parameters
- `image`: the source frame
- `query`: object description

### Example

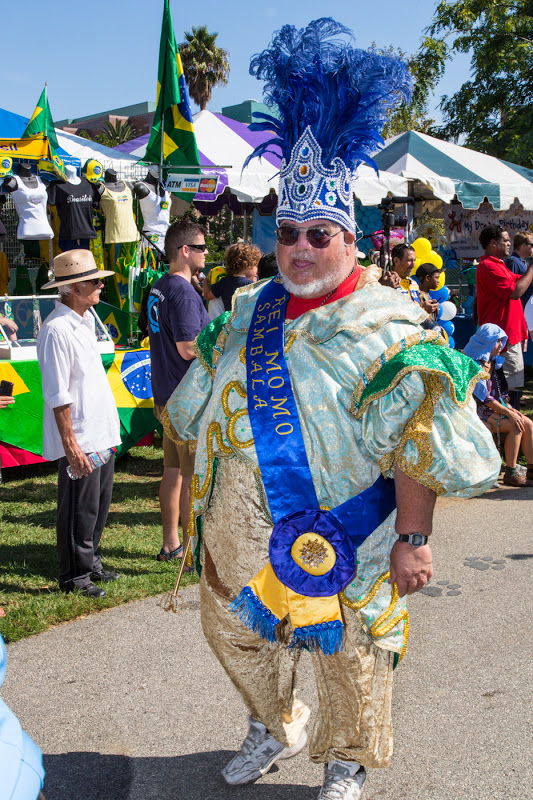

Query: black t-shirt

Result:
[147,272,211,406]
[212,275,253,311]
[48,178,99,240]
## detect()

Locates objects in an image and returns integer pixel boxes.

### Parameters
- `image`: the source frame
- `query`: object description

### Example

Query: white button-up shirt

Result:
[36,301,121,461]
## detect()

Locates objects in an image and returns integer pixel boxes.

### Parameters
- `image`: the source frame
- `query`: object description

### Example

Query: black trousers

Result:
[56,456,114,587]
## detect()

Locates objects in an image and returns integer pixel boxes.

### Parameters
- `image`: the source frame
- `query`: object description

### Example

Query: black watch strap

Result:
[397,533,429,548]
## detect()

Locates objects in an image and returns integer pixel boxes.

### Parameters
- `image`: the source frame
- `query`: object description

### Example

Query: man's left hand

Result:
[389,540,433,597]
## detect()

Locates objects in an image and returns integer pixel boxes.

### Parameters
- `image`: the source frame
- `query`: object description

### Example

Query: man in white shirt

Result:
[37,250,121,598]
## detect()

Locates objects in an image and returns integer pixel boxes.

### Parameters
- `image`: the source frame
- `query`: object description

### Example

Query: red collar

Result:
[285,266,363,320]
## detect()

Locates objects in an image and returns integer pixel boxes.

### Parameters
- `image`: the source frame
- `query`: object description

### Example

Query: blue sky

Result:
[1,0,469,126]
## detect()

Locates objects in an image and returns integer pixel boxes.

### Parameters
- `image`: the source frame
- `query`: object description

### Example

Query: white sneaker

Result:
[318,759,367,800]
[222,716,308,785]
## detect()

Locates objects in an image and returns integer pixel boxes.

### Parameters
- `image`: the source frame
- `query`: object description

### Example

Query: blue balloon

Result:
[447,335,455,349]
[430,286,450,303]
[440,320,455,336]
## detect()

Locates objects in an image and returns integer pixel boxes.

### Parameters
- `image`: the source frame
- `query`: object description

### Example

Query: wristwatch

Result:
[397,533,429,548]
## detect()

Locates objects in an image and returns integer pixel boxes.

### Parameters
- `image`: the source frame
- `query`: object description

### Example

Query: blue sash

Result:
[245,277,396,597]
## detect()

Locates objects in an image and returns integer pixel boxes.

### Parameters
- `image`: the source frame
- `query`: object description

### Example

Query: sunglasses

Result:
[185,243,208,252]
[82,278,102,286]
[276,226,344,249]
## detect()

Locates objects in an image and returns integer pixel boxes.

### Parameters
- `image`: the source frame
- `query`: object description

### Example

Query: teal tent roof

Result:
[373,131,533,210]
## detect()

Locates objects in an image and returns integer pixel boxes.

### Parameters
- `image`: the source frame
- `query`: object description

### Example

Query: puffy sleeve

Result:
[162,312,230,446]
[353,343,501,498]
[164,359,213,445]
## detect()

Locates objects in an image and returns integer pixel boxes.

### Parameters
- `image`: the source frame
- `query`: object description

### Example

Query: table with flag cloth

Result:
[164,277,501,767]
[0,349,158,467]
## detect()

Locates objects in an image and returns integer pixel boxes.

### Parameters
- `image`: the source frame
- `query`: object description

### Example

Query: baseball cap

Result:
[416,262,441,280]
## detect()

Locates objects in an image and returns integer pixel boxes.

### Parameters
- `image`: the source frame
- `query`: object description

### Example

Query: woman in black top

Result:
[205,243,261,311]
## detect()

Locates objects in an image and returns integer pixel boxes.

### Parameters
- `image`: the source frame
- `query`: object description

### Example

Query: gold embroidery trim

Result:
[212,324,230,370]
[221,380,254,449]
[379,373,445,495]
[193,336,215,378]
[340,571,409,661]
[353,362,483,420]
[351,330,442,412]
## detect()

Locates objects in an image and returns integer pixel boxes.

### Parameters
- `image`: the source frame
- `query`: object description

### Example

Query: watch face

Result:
[411,534,425,547]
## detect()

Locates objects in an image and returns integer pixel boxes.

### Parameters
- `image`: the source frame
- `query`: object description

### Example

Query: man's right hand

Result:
[0,396,15,410]
[379,271,401,289]
[64,441,93,478]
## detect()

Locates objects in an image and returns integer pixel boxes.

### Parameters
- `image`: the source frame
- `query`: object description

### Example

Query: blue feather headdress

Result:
[245,18,412,232]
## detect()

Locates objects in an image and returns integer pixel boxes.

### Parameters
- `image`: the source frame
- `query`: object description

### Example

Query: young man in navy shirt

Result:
[148,220,211,561]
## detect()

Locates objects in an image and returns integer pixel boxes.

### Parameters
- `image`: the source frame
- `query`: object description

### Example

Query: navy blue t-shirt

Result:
[505,251,533,307]
[212,275,253,311]
[148,272,210,406]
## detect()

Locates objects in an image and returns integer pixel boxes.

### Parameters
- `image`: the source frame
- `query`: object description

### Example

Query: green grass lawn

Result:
[0,440,197,644]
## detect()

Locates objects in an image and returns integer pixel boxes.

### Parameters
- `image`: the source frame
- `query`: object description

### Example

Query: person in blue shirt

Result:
[504,231,533,309]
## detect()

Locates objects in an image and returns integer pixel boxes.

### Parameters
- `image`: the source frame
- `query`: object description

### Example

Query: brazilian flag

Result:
[144,0,201,201]
[22,84,60,153]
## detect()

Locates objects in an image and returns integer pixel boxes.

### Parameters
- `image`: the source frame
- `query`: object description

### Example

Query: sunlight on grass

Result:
[0,443,197,643]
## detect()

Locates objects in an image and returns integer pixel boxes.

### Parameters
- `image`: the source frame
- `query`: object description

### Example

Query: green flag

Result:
[22,85,60,152]
[144,0,201,200]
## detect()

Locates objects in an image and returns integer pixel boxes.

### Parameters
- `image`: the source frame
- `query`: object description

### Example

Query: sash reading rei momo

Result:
[229,277,396,655]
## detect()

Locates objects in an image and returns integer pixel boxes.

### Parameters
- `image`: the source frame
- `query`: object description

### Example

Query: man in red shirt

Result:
[476,225,533,409]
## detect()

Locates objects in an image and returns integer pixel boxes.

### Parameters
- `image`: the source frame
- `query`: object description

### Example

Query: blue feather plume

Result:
[244,18,412,173]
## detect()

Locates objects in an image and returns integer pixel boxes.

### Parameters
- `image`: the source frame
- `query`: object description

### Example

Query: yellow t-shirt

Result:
[100,184,139,245]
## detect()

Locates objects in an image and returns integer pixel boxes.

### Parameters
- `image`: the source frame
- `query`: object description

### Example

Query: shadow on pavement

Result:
[43,751,318,800]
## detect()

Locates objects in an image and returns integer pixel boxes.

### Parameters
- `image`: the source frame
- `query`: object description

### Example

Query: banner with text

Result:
[444,200,533,259]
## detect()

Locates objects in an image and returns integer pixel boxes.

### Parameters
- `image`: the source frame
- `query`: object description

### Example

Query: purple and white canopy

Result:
[115,110,408,207]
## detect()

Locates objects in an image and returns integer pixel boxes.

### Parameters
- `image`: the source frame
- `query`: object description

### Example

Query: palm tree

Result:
[180,25,230,111]
[95,119,139,147]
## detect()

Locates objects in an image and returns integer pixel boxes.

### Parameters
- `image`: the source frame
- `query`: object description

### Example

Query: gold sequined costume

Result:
[166,276,501,766]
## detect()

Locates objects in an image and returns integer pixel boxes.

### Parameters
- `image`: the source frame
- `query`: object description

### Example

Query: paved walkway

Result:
[3,485,532,800]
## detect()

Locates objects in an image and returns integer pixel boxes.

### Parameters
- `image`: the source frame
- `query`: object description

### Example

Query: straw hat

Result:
[41,250,115,290]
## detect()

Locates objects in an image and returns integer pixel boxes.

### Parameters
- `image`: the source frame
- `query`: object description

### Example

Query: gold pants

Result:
[200,564,394,767]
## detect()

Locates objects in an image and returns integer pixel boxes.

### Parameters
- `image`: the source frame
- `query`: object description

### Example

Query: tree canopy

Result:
[94,119,139,147]
[419,0,533,166]
[180,25,230,111]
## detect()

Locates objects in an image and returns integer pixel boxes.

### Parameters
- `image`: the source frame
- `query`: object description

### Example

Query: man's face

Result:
[276,219,355,298]
[76,278,103,309]
[493,231,511,259]
[518,238,533,259]
[392,249,416,280]
[185,235,208,275]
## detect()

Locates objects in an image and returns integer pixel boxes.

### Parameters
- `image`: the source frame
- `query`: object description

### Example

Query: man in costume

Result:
[164,19,500,799]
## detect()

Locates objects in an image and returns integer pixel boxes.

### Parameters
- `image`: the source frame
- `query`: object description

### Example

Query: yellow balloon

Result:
[427,251,443,270]
[412,237,432,258]
[436,270,446,290]
[411,257,422,276]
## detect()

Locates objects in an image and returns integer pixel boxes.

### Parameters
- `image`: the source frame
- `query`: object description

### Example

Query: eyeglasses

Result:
[82,278,102,286]
[276,226,344,249]
[185,243,208,252]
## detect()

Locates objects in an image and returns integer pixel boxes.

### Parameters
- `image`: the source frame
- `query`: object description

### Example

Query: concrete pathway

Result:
[3,485,532,800]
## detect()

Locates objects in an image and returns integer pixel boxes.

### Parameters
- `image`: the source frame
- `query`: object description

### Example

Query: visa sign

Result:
[166,174,200,193]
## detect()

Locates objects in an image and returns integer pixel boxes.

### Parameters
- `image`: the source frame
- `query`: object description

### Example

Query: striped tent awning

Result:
[373,130,533,211]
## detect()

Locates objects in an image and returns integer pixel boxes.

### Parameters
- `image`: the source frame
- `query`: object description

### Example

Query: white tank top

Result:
[139,186,171,237]
[11,175,53,240]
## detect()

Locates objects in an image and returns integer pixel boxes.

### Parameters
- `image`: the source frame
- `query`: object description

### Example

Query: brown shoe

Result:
[503,472,527,487]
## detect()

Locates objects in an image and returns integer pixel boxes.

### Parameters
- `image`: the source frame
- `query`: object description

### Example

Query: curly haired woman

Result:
[204,243,261,312]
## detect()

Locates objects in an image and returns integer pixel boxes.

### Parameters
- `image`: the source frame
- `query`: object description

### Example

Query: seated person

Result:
[463,323,533,487]
[203,243,261,312]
